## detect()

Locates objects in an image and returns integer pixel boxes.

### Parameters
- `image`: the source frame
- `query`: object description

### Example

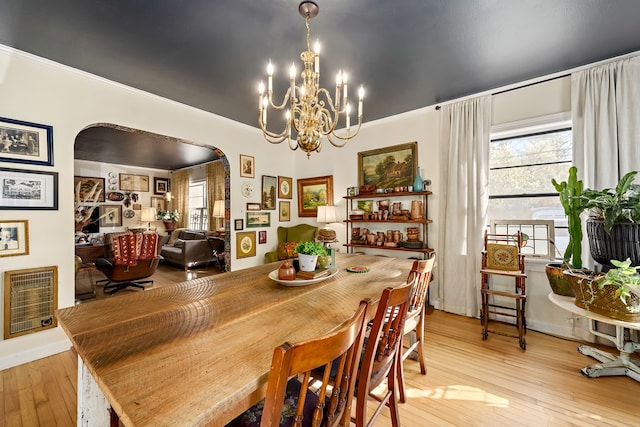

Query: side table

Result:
[548,292,640,382]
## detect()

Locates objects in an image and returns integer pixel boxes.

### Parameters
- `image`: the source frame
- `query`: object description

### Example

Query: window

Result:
[488,116,571,258]
[188,181,208,230]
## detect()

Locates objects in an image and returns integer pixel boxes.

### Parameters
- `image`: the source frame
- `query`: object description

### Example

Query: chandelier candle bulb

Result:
[346,104,351,131]
[267,61,274,92]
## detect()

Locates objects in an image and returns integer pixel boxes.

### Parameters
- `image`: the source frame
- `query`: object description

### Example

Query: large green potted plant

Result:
[580,170,640,270]
[547,166,587,296]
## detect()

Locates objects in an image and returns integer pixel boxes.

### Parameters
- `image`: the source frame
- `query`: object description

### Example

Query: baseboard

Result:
[0,338,72,371]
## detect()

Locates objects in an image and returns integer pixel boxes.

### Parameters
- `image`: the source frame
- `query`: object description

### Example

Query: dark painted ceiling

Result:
[2,0,640,169]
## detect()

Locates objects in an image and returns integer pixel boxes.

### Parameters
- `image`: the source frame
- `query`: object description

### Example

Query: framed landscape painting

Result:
[261,175,277,210]
[357,142,417,188]
[296,175,333,217]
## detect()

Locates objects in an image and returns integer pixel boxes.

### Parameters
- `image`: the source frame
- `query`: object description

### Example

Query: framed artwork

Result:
[246,202,261,211]
[246,211,271,228]
[357,142,418,188]
[74,175,105,203]
[357,200,374,213]
[258,230,267,244]
[279,201,291,222]
[119,173,149,192]
[150,197,165,212]
[1,167,59,210]
[296,175,333,217]
[236,231,256,258]
[99,205,123,227]
[240,154,255,178]
[234,219,244,231]
[154,177,169,195]
[0,220,29,258]
[261,175,277,210]
[132,203,142,211]
[278,176,293,199]
[0,116,54,166]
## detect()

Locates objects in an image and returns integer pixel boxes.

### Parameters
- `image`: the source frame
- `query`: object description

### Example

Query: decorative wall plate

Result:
[107,192,125,201]
[241,182,254,198]
[123,209,135,219]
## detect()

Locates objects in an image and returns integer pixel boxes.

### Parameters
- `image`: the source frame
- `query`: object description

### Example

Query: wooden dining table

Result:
[57,253,414,426]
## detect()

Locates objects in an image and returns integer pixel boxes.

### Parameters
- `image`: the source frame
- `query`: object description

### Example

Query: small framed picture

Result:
[278,176,293,199]
[236,231,256,258]
[151,197,165,212]
[240,154,255,178]
[246,211,270,228]
[1,168,59,210]
[262,175,277,210]
[234,219,244,231]
[0,220,29,258]
[357,200,374,213]
[258,230,267,244]
[246,202,262,211]
[74,176,105,203]
[0,116,54,166]
[279,201,291,222]
[297,175,334,217]
[99,205,123,227]
[154,177,170,195]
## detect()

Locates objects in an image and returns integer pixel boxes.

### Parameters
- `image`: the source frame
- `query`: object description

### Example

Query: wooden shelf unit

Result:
[343,190,433,258]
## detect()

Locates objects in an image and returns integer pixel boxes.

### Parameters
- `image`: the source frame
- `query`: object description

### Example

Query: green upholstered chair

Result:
[264,224,318,263]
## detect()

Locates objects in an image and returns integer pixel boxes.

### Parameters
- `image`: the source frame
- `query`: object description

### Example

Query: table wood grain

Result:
[57,253,413,426]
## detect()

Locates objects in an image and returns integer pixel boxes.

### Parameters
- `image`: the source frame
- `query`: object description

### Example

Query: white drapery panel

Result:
[436,96,492,317]
[572,55,640,190]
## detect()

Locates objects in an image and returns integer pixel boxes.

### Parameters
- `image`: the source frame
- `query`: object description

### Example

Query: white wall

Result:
[0,44,616,369]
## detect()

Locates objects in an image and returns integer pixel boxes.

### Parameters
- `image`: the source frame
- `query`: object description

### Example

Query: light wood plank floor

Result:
[3,271,640,426]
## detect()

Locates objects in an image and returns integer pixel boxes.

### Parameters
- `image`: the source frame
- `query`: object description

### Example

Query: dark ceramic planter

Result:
[586,220,640,270]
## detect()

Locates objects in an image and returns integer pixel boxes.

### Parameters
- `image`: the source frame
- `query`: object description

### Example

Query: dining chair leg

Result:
[388,362,402,427]
[415,315,426,375]
[397,350,407,403]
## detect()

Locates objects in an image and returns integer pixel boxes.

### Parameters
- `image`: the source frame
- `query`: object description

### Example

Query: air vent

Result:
[4,266,58,339]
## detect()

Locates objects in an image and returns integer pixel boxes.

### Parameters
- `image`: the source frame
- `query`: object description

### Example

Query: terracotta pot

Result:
[163,220,177,233]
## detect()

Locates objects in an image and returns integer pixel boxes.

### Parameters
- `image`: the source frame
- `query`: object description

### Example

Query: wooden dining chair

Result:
[227,299,370,427]
[397,252,436,403]
[480,230,527,349]
[354,282,414,427]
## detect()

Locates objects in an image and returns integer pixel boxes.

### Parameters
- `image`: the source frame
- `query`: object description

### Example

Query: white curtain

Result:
[436,95,492,317]
[572,55,640,190]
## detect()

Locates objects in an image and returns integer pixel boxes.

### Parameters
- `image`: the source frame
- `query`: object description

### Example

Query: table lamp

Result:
[140,207,156,231]
[316,205,337,243]
[213,200,225,231]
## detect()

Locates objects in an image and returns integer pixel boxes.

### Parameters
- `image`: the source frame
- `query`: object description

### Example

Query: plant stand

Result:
[549,293,640,382]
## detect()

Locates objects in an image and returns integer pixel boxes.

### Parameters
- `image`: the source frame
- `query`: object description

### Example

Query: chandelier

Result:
[258,1,364,158]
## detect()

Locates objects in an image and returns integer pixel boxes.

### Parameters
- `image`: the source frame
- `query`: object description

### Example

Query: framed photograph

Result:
[236,231,256,258]
[119,173,149,192]
[358,142,418,188]
[99,205,123,227]
[150,197,165,212]
[240,154,255,178]
[132,203,142,211]
[258,230,267,244]
[246,202,262,211]
[296,175,333,217]
[74,176,105,203]
[0,220,29,257]
[246,211,271,228]
[262,175,277,210]
[278,176,293,199]
[279,201,291,222]
[0,116,54,166]
[154,177,169,195]
[357,200,374,213]
[1,167,59,210]
[234,219,244,231]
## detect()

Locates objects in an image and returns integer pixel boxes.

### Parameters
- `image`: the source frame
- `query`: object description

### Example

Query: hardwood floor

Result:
[3,288,640,426]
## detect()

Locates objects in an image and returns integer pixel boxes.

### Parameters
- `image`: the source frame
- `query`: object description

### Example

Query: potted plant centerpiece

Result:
[580,170,640,270]
[157,210,180,232]
[295,241,328,272]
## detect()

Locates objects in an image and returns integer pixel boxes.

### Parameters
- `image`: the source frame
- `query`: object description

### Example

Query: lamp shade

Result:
[316,205,337,223]
[213,200,225,217]
[141,207,156,222]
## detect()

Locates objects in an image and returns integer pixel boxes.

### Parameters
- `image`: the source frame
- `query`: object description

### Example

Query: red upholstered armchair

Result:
[95,233,160,295]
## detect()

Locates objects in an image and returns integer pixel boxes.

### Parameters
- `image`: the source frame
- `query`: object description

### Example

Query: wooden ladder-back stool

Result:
[480,230,527,349]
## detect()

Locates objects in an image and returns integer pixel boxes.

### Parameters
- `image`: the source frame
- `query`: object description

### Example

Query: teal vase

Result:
[413,167,423,192]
